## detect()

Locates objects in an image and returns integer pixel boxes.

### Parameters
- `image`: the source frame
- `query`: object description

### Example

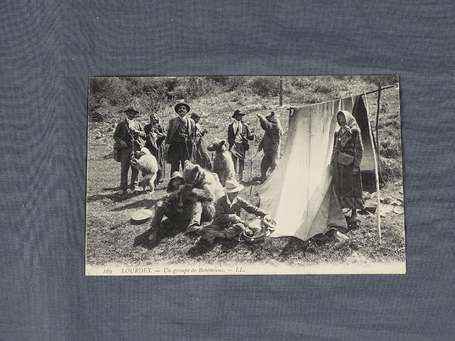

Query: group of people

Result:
[113,100,284,194]
[136,160,271,245]
[114,99,365,244]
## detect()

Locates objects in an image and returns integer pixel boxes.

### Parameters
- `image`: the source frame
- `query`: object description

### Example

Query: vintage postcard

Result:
[85,76,405,275]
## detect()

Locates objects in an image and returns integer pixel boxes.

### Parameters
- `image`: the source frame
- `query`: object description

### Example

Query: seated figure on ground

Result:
[141,160,224,246]
[201,179,270,244]
[144,181,215,246]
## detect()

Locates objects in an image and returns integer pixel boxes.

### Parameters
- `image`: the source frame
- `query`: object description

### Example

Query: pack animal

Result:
[131,147,159,192]
[207,140,236,186]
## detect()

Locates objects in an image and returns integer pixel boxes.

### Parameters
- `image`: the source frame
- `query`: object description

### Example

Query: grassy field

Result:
[86,76,405,271]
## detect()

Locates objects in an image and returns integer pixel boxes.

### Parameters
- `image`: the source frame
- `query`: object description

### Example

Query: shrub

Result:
[249,77,280,97]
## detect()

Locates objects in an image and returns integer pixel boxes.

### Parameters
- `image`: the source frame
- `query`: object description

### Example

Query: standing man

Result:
[165,100,196,174]
[113,106,145,194]
[227,109,254,182]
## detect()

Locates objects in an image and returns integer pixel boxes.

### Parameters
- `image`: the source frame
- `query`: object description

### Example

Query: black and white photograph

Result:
[85,76,405,275]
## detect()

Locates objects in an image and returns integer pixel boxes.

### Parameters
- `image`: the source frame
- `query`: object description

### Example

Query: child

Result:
[201,179,269,243]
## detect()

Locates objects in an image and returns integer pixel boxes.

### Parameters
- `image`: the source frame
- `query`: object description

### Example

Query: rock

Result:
[393,206,404,215]
[380,196,392,204]
[391,199,402,206]
[363,205,377,214]
[379,204,395,217]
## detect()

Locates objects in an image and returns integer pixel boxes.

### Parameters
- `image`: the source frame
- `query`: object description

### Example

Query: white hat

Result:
[224,179,244,193]
[130,208,154,223]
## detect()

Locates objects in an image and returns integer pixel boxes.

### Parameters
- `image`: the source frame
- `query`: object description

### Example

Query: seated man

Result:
[201,179,269,243]
[143,183,215,246]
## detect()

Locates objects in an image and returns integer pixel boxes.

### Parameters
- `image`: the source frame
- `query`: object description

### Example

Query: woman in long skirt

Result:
[331,110,364,228]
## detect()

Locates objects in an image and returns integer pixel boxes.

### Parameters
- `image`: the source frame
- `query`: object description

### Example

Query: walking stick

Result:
[249,157,254,197]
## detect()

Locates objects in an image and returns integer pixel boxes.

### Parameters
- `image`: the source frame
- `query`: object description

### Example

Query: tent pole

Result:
[375,86,381,153]
[363,93,382,245]
[279,76,283,106]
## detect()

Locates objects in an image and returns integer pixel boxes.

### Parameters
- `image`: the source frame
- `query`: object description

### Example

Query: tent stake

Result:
[364,93,382,245]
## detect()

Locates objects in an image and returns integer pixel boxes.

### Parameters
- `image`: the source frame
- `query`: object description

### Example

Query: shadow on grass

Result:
[187,237,240,258]
[278,237,310,257]
[87,191,141,203]
[133,219,185,250]
[111,198,158,211]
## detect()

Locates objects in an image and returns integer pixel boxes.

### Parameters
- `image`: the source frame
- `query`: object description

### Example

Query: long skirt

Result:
[333,162,364,209]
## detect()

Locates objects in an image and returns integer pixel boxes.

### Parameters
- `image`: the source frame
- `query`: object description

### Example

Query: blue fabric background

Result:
[1,1,454,340]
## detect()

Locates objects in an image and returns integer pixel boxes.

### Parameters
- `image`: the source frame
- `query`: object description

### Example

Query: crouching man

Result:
[142,177,216,246]
[201,179,269,243]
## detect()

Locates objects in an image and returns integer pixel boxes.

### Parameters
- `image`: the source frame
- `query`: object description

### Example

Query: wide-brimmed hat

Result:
[130,208,154,223]
[124,106,140,115]
[232,109,246,118]
[224,179,244,193]
[174,100,190,114]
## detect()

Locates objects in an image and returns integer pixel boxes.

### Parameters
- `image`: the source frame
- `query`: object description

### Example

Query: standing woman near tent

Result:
[191,112,212,170]
[331,110,364,228]
[257,111,283,182]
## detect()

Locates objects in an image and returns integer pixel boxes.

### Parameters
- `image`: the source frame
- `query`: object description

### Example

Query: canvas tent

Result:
[257,95,378,241]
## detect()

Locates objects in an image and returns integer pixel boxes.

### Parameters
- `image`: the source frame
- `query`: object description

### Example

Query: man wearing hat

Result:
[257,111,283,182]
[113,106,145,194]
[165,100,196,174]
[201,178,269,243]
[144,113,166,185]
[227,109,254,182]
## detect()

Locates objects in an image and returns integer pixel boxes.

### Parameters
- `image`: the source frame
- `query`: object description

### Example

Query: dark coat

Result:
[165,116,196,145]
[332,127,364,209]
[227,121,254,150]
[113,119,145,151]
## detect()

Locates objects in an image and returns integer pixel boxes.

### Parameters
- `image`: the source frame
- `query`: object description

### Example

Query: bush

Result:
[249,77,280,97]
